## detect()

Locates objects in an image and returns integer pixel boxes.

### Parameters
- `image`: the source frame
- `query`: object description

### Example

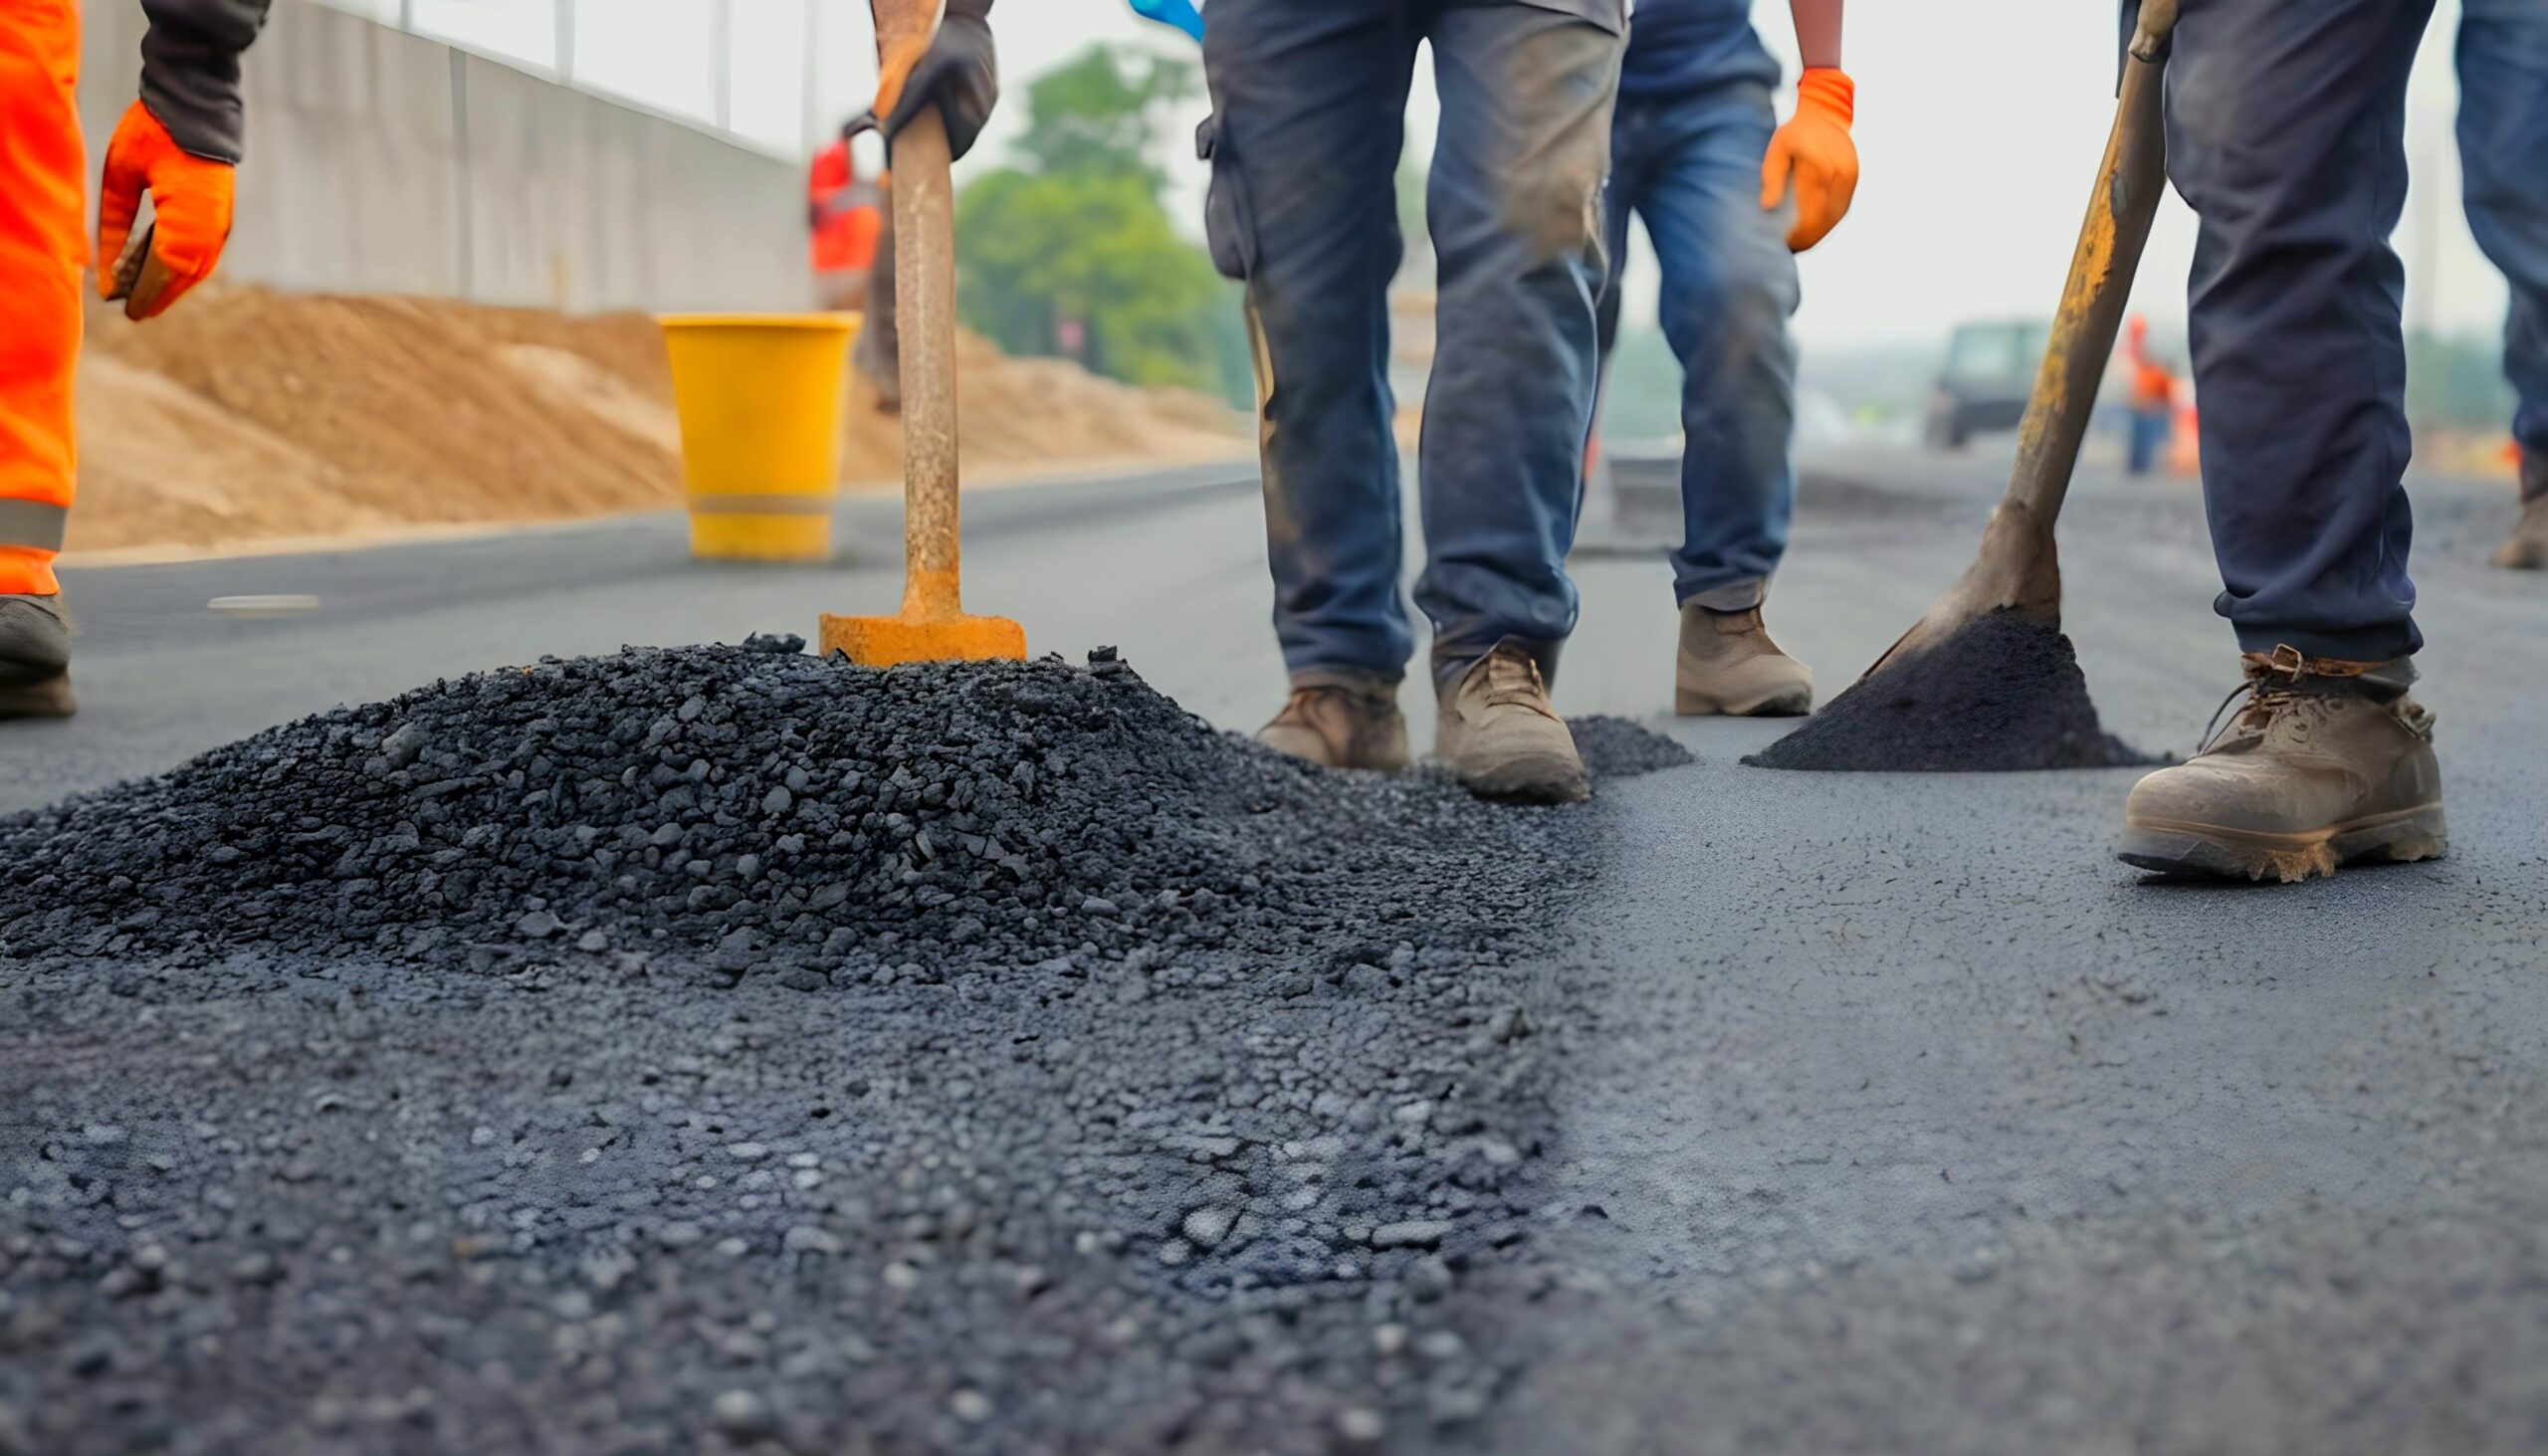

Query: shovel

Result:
[1860,2,2179,678]
[819,0,1025,668]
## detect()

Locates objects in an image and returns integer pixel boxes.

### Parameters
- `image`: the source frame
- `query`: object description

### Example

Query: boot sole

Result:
[0,673,75,721]
[1674,685,1813,718]
[1454,751,1590,805]
[2116,804,2446,884]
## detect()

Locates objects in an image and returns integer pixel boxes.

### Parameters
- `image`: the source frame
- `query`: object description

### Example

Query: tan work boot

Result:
[1675,602,1813,717]
[0,593,74,721]
[2116,646,2444,883]
[1435,641,1589,803]
[2491,492,2548,569]
[1257,674,1409,772]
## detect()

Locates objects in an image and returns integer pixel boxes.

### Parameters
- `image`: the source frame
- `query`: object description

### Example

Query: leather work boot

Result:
[2116,646,2444,883]
[2491,492,2548,569]
[1436,641,1589,803]
[0,593,75,721]
[1675,602,1813,717]
[1256,674,1409,772]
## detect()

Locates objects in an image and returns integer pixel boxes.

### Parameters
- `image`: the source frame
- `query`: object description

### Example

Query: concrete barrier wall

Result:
[78,0,810,312]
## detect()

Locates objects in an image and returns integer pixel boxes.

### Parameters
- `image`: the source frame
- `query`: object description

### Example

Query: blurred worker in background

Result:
[2115,0,2451,882]
[2462,0,2548,569]
[1210,0,1626,803]
[851,198,902,412]
[2121,313,2177,477]
[1594,0,1855,720]
[807,123,885,312]
[1,0,270,722]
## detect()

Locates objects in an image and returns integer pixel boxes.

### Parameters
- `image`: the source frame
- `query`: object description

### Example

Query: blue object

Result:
[2127,408,2170,477]
[2163,0,2438,661]
[2457,0,2548,502]
[1199,0,1625,688]
[1130,0,1204,42]
[1615,0,1777,99]
[1595,74,1800,613]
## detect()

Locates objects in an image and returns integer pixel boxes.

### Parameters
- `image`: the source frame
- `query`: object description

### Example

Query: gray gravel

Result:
[0,642,1683,1454]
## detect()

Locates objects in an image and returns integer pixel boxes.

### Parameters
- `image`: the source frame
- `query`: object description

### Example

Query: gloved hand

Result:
[1759,67,1856,253]
[880,0,997,161]
[96,100,236,320]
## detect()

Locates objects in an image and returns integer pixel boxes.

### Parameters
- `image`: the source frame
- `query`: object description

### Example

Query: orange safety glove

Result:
[1759,68,1857,254]
[95,101,237,321]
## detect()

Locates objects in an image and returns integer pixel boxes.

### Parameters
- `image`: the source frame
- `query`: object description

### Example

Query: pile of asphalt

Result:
[1744,611,2152,772]
[0,643,1684,1455]
[3,637,1558,980]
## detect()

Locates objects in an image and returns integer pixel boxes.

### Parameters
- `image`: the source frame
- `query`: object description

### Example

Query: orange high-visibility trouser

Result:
[0,2,85,596]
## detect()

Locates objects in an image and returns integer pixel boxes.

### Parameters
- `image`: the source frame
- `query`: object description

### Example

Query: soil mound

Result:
[72,287,1246,555]
[1744,611,2154,772]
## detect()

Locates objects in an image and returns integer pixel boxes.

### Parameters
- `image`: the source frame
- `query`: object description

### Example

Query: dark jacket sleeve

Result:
[139,0,275,164]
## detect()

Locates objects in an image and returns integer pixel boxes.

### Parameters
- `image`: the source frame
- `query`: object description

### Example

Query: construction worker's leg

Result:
[1203,0,1419,685]
[1592,102,1654,378]
[0,3,85,602]
[1640,81,1798,613]
[2457,0,2548,499]
[1415,0,1622,687]
[2166,0,2435,661]
[852,206,902,409]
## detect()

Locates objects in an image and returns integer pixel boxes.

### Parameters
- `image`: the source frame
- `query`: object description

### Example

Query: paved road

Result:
[11,446,2548,1449]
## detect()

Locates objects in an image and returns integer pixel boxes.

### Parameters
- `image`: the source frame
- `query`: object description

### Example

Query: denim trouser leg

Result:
[1202,0,1417,684]
[2167,0,2436,661]
[1597,84,1799,613]
[1415,4,1623,688]
[2458,0,2548,501]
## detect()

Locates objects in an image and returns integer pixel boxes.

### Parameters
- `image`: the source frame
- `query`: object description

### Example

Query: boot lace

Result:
[1479,647,1551,710]
[2196,644,2394,753]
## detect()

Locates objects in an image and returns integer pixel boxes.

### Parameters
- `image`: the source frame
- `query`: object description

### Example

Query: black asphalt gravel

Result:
[1745,611,2152,771]
[0,643,1683,1454]
[8,448,2547,1453]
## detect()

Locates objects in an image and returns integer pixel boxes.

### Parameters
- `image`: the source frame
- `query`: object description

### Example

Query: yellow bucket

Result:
[659,312,860,561]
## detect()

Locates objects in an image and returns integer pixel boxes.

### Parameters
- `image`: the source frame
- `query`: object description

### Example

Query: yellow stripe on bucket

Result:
[660,312,860,562]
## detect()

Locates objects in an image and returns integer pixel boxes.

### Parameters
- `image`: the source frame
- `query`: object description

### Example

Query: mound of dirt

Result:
[1744,611,2155,772]
[72,287,1247,556]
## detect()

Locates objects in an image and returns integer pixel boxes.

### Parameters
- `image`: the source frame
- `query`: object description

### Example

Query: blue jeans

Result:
[1201,0,1624,689]
[2458,0,2548,501]
[1595,80,1801,612]
[2165,0,2437,661]
[2128,407,2170,476]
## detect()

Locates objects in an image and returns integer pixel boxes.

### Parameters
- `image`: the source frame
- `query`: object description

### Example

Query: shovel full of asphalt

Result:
[1753,25,2175,776]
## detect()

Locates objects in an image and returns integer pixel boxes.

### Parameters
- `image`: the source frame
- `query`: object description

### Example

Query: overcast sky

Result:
[372,0,2506,352]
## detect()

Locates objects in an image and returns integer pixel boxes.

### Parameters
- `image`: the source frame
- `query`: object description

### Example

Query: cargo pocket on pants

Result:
[1198,114,1258,281]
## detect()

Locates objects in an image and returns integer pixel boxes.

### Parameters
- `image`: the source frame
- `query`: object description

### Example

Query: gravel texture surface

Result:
[0,644,1683,1455]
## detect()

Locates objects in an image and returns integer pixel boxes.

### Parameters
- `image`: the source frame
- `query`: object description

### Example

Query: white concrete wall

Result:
[79,0,810,312]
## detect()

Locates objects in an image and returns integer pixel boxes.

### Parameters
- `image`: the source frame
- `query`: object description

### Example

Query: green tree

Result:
[956,44,1247,403]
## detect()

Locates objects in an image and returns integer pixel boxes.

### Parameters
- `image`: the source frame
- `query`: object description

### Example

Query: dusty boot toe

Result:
[2117,647,2445,883]
[1256,676,1409,772]
[2493,495,2548,569]
[0,594,75,721]
[1675,602,1812,717]
[1436,643,1588,803]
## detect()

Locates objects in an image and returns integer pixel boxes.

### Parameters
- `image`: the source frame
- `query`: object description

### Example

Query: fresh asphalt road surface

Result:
[11,445,2548,1448]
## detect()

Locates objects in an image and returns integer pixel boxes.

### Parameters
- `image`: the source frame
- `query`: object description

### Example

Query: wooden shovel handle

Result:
[2003,41,2170,524]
